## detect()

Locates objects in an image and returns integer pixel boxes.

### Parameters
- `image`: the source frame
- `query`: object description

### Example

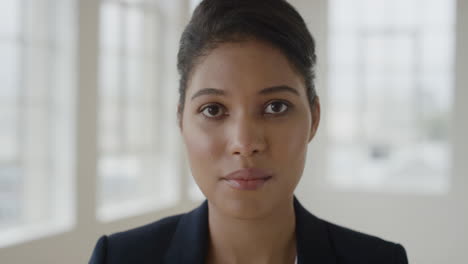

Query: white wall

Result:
[0,0,466,263]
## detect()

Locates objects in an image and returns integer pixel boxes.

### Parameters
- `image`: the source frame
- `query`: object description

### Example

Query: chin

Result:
[212,192,280,220]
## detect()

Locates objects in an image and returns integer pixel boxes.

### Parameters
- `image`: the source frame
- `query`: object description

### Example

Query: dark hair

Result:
[177,0,317,116]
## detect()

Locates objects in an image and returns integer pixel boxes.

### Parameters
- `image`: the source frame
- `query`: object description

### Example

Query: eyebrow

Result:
[190,85,299,101]
[259,85,300,96]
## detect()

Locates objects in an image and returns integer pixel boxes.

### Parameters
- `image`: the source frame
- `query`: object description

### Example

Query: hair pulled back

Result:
[177,0,317,115]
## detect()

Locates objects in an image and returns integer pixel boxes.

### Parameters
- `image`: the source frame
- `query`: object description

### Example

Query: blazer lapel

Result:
[164,201,209,264]
[294,198,338,264]
[164,198,337,264]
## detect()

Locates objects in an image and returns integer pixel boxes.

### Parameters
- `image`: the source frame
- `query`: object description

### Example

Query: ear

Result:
[308,96,321,143]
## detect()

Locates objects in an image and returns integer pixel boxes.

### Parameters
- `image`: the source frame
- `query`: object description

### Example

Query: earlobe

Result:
[308,96,321,143]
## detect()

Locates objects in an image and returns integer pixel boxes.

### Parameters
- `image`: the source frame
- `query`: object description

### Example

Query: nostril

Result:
[236,149,259,156]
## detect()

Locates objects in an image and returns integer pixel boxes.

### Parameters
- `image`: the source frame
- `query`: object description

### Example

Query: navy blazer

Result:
[89,199,408,263]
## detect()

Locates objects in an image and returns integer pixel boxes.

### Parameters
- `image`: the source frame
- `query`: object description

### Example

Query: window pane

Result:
[0,104,18,161]
[100,1,121,54]
[0,0,75,246]
[190,0,202,12]
[0,0,20,37]
[98,1,177,220]
[0,43,19,98]
[328,0,455,193]
[126,7,143,56]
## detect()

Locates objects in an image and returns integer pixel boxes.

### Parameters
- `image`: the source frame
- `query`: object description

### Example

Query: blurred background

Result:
[0,0,466,263]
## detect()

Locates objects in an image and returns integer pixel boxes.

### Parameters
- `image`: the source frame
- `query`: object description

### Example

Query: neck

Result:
[206,198,297,264]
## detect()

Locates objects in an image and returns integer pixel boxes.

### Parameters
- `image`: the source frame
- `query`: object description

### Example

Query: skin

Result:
[179,39,320,264]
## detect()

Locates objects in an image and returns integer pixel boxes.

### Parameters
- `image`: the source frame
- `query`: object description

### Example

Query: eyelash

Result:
[198,100,292,120]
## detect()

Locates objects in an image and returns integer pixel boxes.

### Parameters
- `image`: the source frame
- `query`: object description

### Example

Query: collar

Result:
[164,197,337,264]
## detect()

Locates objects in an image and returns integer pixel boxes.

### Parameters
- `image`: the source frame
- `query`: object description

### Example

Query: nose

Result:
[228,116,267,157]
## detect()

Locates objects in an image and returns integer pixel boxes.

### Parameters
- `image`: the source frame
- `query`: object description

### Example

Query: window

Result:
[0,0,75,246]
[190,0,202,12]
[328,0,455,193]
[98,0,179,220]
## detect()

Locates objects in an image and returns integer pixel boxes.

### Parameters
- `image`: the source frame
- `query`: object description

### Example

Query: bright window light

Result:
[97,0,179,221]
[0,0,76,247]
[328,0,455,193]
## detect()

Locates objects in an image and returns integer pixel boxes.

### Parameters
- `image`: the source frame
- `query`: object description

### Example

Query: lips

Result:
[223,168,272,190]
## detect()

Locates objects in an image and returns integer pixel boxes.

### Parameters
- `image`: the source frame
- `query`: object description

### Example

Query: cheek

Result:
[183,123,223,159]
[184,132,211,159]
[287,125,309,155]
[271,118,310,174]
[182,119,225,179]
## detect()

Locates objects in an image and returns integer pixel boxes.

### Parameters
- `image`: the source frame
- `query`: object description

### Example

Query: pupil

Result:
[271,102,282,112]
[208,106,219,116]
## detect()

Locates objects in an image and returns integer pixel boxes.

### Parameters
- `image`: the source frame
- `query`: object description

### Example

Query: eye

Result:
[265,101,289,114]
[200,104,226,119]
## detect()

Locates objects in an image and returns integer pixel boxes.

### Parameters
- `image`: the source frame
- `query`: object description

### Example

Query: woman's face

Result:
[180,40,320,219]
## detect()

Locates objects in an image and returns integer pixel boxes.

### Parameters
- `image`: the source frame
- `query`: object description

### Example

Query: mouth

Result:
[222,168,273,191]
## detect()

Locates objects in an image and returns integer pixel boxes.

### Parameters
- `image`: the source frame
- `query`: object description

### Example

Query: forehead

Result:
[187,40,306,97]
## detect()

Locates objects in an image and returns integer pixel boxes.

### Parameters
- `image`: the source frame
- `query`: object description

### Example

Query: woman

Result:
[89,0,408,263]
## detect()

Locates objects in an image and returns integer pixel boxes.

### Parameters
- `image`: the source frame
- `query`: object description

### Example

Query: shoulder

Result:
[293,198,407,263]
[89,201,210,264]
[89,214,183,264]
[109,213,182,247]
[323,220,408,264]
